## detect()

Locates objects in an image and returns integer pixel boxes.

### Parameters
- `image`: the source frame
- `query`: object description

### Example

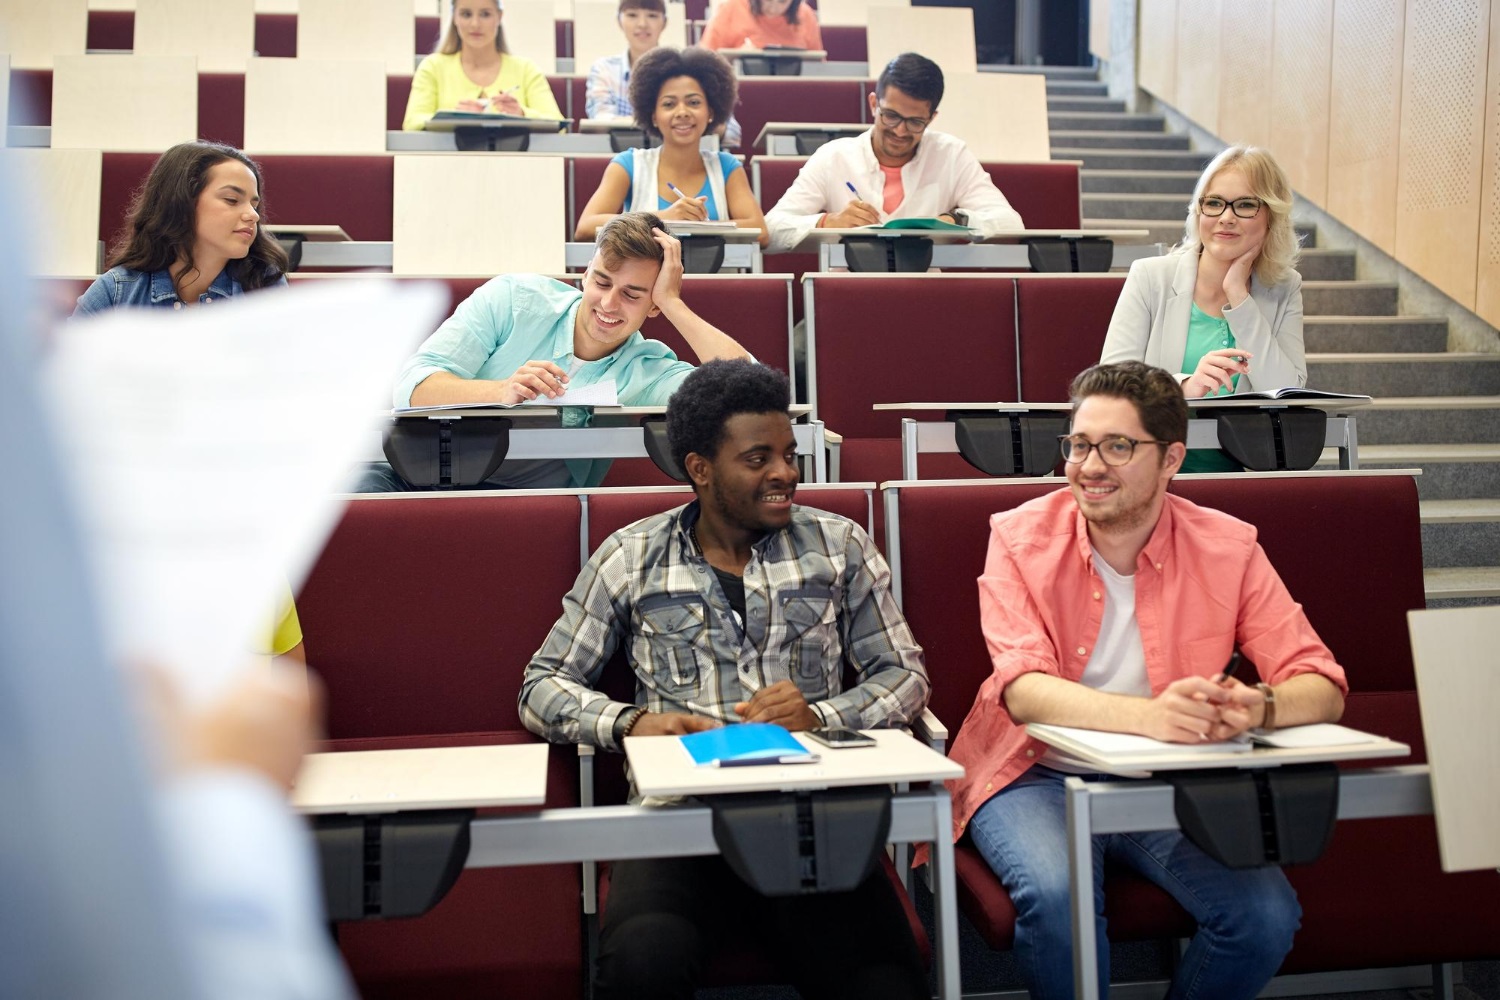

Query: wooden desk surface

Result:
[626,728,963,798]
[292,743,549,814]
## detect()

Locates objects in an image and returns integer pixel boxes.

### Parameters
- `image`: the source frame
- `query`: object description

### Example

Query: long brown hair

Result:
[439,0,508,54]
[107,142,288,292]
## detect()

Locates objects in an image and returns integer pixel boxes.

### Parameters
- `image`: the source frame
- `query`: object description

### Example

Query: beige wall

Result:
[1137,0,1500,327]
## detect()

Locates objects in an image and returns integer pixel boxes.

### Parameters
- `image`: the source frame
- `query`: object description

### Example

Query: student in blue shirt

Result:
[576,47,768,246]
[73,142,288,316]
[358,212,753,491]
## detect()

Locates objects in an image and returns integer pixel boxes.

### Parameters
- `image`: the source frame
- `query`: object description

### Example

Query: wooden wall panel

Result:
[0,0,88,69]
[1217,2,1273,150]
[1473,0,1500,325]
[1089,0,1111,60]
[1137,0,1177,105]
[1269,0,1333,206]
[1173,0,1220,133]
[1328,0,1406,254]
[1396,0,1489,309]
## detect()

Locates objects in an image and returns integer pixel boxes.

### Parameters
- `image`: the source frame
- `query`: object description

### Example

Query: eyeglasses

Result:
[1198,196,1263,219]
[1058,434,1170,467]
[875,106,931,133]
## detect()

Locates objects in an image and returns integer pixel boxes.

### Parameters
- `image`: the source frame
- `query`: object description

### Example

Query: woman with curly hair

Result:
[73,141,288,315]
[700,0,821,51]
[575,46,767,245]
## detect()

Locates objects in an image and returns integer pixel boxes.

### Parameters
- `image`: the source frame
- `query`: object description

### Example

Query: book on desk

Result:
[1211,388,1373,403]
[679,723,821,767]
[1027,722,1408,774]
[393,380,620,413]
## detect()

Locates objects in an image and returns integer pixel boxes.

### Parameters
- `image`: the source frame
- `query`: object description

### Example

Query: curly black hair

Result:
[666,360,790,475]
[629,46,738,137]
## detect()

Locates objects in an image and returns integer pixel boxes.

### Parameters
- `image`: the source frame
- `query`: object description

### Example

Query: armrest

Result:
[912,707,947,754]
[823,429,843,444]
[825,428,842,483]
[577,743,599,914]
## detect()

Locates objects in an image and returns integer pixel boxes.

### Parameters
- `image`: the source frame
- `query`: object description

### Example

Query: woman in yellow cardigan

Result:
[403,0,563,130]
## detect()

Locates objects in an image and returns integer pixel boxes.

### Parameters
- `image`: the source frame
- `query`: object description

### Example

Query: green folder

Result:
[867,217,972,232]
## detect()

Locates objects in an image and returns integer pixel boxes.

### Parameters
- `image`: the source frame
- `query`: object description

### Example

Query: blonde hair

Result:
[1177,145,1299,287]
[439,0,507,54]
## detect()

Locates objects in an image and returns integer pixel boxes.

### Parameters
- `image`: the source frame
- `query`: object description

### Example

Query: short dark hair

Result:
[1068,362,1189,446]
[107,141,288,292]
[618,0,666,14]
[876,52,944,111]
[667,360,790,474]
[594,211,666,270]
[629,46,738,136]
[750,0,805,24]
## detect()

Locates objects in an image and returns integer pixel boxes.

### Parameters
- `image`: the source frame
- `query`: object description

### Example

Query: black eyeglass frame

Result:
[1057,434,1171,467]
[1197,196,1264,219]
[873,104,932,133]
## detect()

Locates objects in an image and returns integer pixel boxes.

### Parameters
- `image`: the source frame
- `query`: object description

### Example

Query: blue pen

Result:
[844,180,863,201]
[666,181,688,200]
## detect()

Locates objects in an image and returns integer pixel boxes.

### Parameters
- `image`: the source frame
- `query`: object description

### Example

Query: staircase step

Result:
[1053,147,1213,171]
[1424,566,1500,602]
[1296,249,1357,282]
[1081,169,1200,195]
[1303,316,1448,353]
[1420,500,1500,569]
[1085,221,1317,247]
[1353,396,1500,444]
[983,64,1101,81]
[1307,354,1500,396]
[1318,443,1500,500]
[1081,192,1191,219]
[1049,112,1167,132]
[1302,281,1399,316]
[1046,80,1109,97]
[1048,96,1128,114]
[1050,130,1192,150]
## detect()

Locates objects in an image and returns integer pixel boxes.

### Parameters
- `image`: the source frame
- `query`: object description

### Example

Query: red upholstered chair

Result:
[580,483,930,982]
[387,74,411,131]
[732,77,865,154]
[255,12,297,56]
[297,493,589,1000]
[417,15,441,53]
[570,154,612,237]
[805,273,1019,484]
[886,472,1500,982]
[984,161,1083,231]
[1013,274,1127,401]
[821,24,868,62]
[85,10,133,49]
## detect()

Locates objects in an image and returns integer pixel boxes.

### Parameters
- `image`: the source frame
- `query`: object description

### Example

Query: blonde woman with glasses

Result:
[1102,145,1305,403]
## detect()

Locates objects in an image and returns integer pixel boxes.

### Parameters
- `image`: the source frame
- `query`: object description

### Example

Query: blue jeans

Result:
[968,765,1300,1000]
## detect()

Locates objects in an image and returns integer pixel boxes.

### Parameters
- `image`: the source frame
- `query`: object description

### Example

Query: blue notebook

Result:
[678,723,821,767]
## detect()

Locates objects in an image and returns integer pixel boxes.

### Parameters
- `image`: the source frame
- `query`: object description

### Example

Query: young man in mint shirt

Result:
[358,212,752,491]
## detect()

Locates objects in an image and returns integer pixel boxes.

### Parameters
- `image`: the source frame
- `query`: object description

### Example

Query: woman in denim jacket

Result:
[73,142,289,316]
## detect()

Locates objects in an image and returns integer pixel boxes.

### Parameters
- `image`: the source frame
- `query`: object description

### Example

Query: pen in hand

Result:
[1213,650,1242,685]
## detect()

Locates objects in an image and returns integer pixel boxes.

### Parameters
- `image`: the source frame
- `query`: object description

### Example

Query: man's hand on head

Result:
[649,226,685,309]
[630,711,719,737]
[733,680,820,731]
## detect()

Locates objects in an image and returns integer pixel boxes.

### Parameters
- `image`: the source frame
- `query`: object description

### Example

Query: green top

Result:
[1182,302,1242,473]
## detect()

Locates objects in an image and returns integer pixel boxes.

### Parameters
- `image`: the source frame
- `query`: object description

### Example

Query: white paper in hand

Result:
[43,279,446,702]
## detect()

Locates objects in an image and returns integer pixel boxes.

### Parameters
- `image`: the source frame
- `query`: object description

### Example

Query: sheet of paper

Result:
[1250,723,1387,749]
[520,378,619,407]
[1030,724,1252,755]
[44,279,447,703]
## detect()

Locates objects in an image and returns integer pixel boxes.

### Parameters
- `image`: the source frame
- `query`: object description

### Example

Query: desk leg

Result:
[929,788,961,1000]
[902,419,919,481]
[1066,777,1101,1000]
[1342,415,1360,470]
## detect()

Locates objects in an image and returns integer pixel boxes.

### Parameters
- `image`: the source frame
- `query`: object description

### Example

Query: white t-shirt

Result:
[1041,547,1151,773]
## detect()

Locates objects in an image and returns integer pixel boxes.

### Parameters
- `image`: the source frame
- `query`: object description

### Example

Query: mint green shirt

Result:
[1183,302,1242,473]
[393,273,696,487]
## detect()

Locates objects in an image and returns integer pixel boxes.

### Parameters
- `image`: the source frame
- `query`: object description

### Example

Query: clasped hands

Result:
[627,680,820,737]
[1146,675,1264,744]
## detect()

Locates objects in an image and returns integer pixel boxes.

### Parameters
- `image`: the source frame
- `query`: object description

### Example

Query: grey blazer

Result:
[1100,250,1306,392]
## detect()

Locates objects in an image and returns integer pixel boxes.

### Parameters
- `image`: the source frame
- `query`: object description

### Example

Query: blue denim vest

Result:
[72,266,261,317]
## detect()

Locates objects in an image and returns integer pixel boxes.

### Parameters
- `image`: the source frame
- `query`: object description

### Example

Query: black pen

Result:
[1213,650,1242,685]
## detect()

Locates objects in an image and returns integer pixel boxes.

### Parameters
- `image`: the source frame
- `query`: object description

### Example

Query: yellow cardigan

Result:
[402,51,563,130]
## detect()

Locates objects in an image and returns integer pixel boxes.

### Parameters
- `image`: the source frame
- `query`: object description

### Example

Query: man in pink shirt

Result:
[947,361,1347,1000]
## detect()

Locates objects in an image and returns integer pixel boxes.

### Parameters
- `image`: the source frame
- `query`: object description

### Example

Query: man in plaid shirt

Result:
[520,359,930,1000]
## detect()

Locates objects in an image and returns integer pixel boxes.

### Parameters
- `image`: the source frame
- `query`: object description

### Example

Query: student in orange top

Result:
[699,0,822,51]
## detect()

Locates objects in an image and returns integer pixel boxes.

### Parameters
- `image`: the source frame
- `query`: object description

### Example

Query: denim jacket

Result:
[72,266,284,317]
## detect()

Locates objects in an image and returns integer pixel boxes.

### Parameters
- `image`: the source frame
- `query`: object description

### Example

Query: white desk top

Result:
[1027,724,1409,776]
[625,728,963,798]
[264,224,351,242]
[292,743,550,815]
[389,403,814,419]
[754,121,867,148]
[795,227,1153,248]
[876,397,1371,414]
[660,224,764,243]
[718,47,828,60]
[422,115,569,134]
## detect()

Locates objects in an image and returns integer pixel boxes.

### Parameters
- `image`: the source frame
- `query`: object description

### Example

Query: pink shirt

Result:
[945,488,1347,845]
[879,164,904,216]
[699,0,823,50]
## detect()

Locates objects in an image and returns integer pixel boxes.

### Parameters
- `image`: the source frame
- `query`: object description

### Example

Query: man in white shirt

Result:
[764,51,1024,252]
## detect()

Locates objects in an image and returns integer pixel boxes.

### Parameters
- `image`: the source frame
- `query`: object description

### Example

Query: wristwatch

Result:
[1255,683,1277,733]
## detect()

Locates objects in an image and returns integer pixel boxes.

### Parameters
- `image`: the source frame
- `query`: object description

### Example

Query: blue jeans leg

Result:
[1109,829,1301,1000]
[968,766,1109,1000]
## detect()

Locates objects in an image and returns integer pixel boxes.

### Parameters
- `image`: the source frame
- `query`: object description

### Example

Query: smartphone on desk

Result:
[806,728,877,749]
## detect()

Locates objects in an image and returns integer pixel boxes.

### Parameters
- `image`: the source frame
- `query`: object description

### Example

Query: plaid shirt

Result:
[520,501,929,751]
